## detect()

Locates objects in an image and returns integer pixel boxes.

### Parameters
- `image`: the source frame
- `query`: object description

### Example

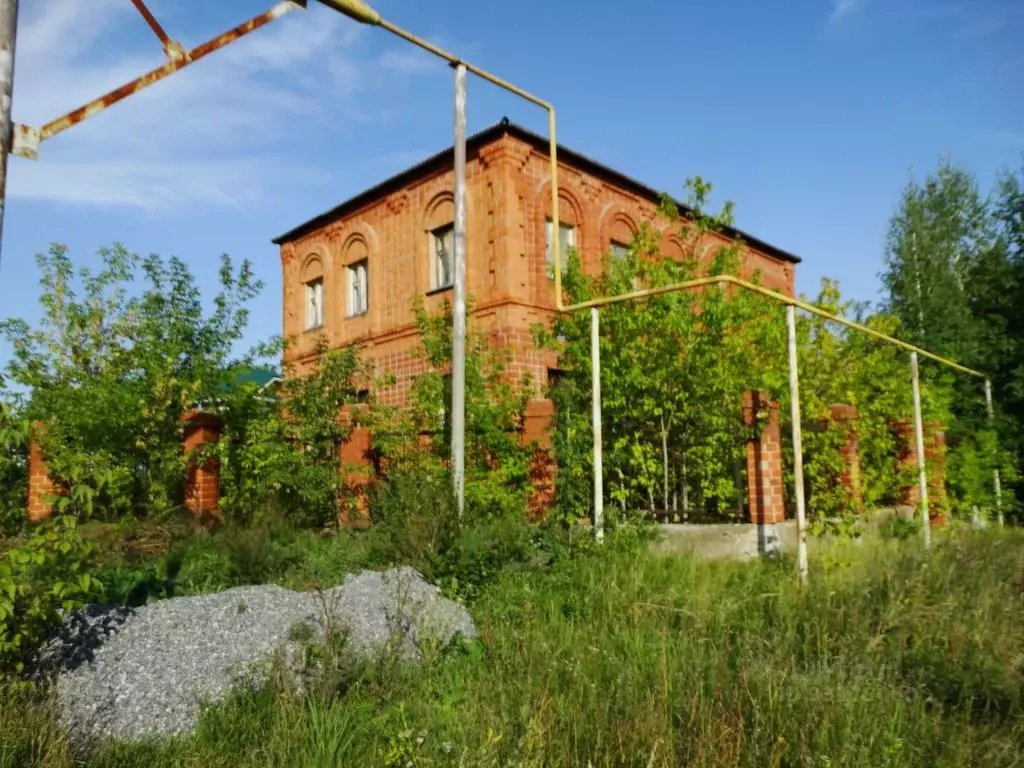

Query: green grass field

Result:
[3,528,1023,767]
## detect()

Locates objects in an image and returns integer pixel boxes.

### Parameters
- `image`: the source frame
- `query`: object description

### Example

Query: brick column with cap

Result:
[743,391,785,524]
[892,418,948,519]
[828,403,863,512]
[27,421,59,522]
[181,409,223,518]
[339,404,373,527]
[521,399,556,520]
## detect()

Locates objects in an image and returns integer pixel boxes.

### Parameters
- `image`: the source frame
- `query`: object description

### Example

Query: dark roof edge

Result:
[272,120,802,265]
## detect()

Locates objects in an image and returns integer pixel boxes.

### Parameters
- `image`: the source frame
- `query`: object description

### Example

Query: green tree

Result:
[881,161,989,361]
[0,244,264,518]
[217,341,367,528]
[793,280,920,521]
[881,160,1022,516]
[540,179,787,521]
[0,399,29,535]
[410,298,534,518]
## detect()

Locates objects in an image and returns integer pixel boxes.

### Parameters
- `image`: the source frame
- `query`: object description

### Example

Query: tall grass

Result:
[4,530,1023,767]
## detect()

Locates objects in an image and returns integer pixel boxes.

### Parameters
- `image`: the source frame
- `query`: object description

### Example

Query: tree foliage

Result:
[0,515,102,675]
[543,176,999,526]
[882,159,1023,516]
[368,298,536,520]
[0,245,263,518]
[540,179,788,521]
[0,401,29,535]
[0,244,370,528]
[217,341,366,528]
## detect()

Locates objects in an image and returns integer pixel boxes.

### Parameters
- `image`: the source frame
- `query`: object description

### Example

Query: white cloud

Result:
[377,47,435,74]
[17,0,127,61]
[830,0,862,22]
[7,0,436,210]
[8,157,322,210]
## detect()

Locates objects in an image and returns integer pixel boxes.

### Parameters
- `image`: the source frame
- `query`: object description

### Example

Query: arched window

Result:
[424,193,455,291]
[544,189,582,279]
[301,256,324,330]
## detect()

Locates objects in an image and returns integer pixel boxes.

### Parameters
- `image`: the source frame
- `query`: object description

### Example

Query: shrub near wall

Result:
[0,402,28,536]
[0,245,266,519]
[541,180,993,526]
[540,181,788,522]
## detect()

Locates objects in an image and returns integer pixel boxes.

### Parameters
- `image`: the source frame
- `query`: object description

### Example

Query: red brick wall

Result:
[743,391,786,524]
[893,419,948,517]
[338,404,373,527]
[181,410,222,518]
[280,132,796,408]
[828,403,863,512]
[521,399,556,519]
[27,423,59,522]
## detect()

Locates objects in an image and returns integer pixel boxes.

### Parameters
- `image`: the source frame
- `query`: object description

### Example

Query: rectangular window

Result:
[347,260,368,317]
[545,219,576,278]
[431,224,454,290]
[610,241,630,261]
[304,278,323,330]
[547,368,566,391]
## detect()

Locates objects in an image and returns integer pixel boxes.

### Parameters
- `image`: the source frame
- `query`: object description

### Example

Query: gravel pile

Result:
[44,567,475,744]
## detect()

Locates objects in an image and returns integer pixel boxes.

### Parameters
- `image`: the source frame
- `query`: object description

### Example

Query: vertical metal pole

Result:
[591,307,604,541]
[451,63,467,517]
[549,108,561,309]
[0,0,19,265]
[786,305,808,583]
[910,352,931,549]
[984,379,1003,527]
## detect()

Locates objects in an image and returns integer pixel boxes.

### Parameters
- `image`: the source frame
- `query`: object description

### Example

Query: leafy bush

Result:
[155,521,306,596]
[366,464,458,569]
[0,245,265,519]
[428,516,538,600]
[0,401,28,537]
[94,562,172,607]
[0,516,101,675]
[219,343,369,528]
[540,180,788,521]
[367,298,535,522]
[0,245,372,528]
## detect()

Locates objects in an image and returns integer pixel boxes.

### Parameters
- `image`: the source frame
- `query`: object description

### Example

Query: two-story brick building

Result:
[273,119,800,406]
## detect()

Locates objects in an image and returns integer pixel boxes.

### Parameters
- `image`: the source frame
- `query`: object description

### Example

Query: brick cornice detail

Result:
[386,192,409,214]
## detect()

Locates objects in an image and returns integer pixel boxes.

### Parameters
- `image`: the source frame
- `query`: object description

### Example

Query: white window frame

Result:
[347,260,368,317]
[430,224,455,291]
[304,277,324,330]
[545,218,576,278]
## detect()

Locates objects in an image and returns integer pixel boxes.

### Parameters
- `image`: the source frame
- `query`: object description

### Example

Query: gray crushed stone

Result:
[42,567,475,745]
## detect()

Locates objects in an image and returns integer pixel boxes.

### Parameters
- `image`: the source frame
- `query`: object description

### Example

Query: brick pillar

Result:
[742,391,785,524]
[892,419,948,519]
[181,410,222,519]
[521,399,555,449]
[27,422,59,522]
[927,424,949,515]
[828,403,863,512]
[521,399,556,520]
[339,404,373,527]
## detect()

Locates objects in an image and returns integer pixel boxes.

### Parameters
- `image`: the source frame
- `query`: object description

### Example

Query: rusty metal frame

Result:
[129,0,188,63]
[11,0,307,160]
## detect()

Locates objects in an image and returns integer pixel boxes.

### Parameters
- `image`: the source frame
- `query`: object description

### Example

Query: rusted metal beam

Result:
[129,0,188,63]
[13,0,304,155]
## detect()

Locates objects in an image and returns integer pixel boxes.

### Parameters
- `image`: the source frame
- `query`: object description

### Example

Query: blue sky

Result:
[2,0,1022,358]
